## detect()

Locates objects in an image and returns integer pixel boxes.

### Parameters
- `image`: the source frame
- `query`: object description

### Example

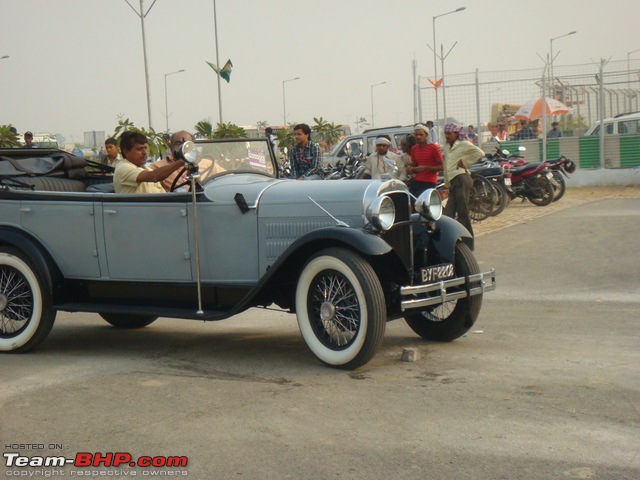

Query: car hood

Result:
[203,174,408,225]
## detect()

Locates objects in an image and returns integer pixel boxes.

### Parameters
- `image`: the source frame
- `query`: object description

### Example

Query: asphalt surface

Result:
[1,198,639,480]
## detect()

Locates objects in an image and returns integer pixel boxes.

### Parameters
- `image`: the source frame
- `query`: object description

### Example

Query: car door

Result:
[99,196,192,281]
[20,199,101,279]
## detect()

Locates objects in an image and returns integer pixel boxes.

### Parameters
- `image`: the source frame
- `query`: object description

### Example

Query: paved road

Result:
[1,198,638,480]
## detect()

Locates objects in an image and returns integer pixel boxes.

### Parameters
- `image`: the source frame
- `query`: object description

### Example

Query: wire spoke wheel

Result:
[296,248,386,369]
[405,242,483,341]
[308,270,360,349]
[0,248,55,352]
[469,175,495,222]
[0,266,33,337]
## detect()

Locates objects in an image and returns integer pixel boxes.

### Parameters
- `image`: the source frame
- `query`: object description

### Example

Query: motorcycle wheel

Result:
[525,175,554,206]
[469,175,495,222]
[551,171,566,202]
[490,181,509,216]
[404,242,482,341]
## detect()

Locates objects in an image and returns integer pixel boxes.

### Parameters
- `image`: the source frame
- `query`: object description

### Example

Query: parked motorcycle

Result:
[543,155,576,202]
[469,161,510,217]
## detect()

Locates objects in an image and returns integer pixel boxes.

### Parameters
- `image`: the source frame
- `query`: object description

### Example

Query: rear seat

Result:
[24,177,87,192]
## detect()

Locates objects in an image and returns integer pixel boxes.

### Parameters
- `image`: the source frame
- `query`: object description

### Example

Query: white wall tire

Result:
[295,248,386,369]
[0,249,56,352]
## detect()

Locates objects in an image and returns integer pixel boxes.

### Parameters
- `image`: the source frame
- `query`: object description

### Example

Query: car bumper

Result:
[399,269,496,311]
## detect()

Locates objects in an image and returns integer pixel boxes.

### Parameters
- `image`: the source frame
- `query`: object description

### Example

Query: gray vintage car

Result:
[0,138,495,369]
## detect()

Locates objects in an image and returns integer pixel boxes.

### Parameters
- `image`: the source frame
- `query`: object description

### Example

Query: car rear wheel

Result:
[0,248,56,352]
[295,248,386,369]
[404,242,482,341]
[99,314,158,329]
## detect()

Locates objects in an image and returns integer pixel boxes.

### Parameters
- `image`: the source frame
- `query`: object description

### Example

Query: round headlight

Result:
[415,188,442,221]
[174,140,199,165]
[366,195,395,231]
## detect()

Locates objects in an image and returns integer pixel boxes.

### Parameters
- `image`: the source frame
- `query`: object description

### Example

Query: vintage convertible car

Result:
[0,139,495,369]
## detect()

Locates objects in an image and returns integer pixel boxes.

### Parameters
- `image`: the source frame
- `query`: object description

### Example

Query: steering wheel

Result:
[170,167,190,192]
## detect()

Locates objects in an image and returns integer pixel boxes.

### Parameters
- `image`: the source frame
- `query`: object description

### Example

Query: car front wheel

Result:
[0,248,56,352]
[295,248,386,369]
[405,242,482,341]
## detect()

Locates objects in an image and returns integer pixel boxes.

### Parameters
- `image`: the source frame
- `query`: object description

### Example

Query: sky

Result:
[1,0,639,145]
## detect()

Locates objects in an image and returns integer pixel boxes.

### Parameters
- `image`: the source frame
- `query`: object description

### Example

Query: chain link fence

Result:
[417,59,640,169]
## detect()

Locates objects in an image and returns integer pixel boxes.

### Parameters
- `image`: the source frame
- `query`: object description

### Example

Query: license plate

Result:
[504,177,512,186]
[421,263,454,283]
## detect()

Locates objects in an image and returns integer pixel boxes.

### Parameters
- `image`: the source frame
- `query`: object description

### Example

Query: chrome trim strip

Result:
[400,269,496,311]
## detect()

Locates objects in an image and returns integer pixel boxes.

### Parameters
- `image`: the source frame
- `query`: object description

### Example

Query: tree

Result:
[312,117,343,150]
[275,128,294,155]
[213,122,247,139]
[355,117,369,133]
[256,120,268,133]
[0,125,20,148]
[195,120,214,139]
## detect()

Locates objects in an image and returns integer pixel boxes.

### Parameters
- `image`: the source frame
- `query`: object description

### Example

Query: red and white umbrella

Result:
[514,98,571,121]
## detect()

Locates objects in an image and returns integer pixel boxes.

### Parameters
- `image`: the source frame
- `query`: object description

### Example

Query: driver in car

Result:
[114,131,185,194]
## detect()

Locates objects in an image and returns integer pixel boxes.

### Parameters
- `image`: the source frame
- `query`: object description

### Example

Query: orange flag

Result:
[428,78,444,91]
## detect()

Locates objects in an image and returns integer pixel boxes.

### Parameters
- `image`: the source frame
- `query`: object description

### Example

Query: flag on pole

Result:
[428,78,444,90]
[206,59,233,83]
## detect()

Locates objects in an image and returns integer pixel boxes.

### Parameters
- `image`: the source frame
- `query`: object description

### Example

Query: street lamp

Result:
[282,77,300,125]
[549,30,577,89]
[164,69,185,132]
[124,0,158,129]
[432,7,465,134]
[627,48,640,90]
[370,81,387,127]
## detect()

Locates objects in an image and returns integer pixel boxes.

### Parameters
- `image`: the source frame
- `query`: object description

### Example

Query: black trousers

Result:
[443,173,473,237]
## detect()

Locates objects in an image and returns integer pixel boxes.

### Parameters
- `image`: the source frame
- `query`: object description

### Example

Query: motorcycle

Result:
[542,155,576,202]
[324,153,365,180]
[468,161,510,217]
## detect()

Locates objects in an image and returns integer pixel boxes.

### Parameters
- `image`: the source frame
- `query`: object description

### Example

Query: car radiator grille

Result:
[381,192,413,273]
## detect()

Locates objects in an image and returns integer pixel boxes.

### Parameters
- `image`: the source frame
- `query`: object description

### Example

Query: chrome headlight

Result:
[415,188,442,221]
[366,195,395,231]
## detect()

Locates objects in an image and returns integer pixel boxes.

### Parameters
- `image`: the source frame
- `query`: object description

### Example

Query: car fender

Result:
[0,227,60,296]
[412,214,473,263]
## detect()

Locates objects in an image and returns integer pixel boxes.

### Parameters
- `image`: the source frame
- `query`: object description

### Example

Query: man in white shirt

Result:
[362,136,401,180]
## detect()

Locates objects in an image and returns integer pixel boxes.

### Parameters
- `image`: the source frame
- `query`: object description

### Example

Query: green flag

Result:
[206,59,233,83]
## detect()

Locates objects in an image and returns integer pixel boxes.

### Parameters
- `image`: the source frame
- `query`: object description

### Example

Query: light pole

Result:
[627,49,640,111]
[124,0,157,129]
[164,69,185,132]
[0,55,8,60]
[370,81,386,127]
[549,30,577,94]
[282,77,300,125]
[212,0,223,124]
[432,7,465,135]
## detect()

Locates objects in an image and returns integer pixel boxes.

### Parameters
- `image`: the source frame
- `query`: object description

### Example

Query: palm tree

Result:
[213,122,247,139]
[275,128,294,155]
[323,122,344,149]
[195,120,214,139]
[355,117,369,134]
[0,125,20,148]
[256,120,268,133]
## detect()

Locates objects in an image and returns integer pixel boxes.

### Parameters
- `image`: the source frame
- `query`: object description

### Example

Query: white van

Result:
[585,112,640,136]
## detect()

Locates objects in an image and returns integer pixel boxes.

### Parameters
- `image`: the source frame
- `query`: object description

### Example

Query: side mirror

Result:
[501,149,510,156]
